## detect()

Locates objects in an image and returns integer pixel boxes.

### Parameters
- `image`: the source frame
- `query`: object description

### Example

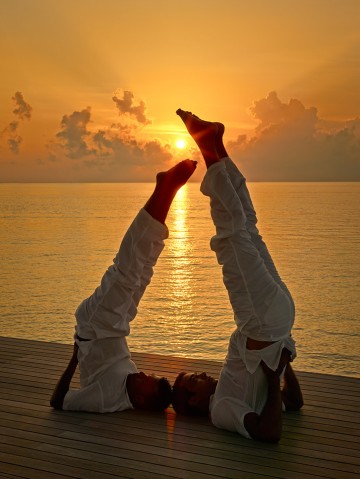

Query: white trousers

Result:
[201,158,295,342]
[75,208,169,340]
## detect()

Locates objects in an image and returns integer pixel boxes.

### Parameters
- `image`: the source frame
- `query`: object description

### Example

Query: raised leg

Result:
[75,160,197,340]
[178,110,290,295]
[177,109,293,340]
[201,162,294,341]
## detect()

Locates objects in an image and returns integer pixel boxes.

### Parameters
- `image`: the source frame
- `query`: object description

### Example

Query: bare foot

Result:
[144,160,197,224]
[176,109,217,145]
[156,159,197,192]
[176,109,228,160]
[176,109,219,167]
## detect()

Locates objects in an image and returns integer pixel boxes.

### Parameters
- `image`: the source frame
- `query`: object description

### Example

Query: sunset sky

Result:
[1,0,359,181]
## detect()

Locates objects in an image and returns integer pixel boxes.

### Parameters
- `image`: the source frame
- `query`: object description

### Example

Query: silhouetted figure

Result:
[51,160,197,413]
[173,111,303,442]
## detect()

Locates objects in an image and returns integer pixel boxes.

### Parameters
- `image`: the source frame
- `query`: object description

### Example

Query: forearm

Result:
[282,363,304,411]
[50,344,78,410]
[244,376,283,442]
[257,377,283,441]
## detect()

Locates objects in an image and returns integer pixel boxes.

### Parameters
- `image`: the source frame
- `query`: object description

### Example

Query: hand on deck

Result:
[50,342,79,410]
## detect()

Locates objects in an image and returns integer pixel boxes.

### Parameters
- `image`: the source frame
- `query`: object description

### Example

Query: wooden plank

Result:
[0,411,358,464]
[0,414,359,474]
[0,337,359,479]
[0,431,342,479]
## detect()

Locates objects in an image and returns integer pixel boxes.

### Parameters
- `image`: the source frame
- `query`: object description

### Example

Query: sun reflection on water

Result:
[168,185,191,298]
[166,185,196,339]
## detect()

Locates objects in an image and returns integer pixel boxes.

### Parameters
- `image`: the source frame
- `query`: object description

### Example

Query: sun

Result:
[175,138,187,149]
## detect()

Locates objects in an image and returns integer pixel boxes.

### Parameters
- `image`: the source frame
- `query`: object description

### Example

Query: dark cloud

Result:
[93,129,113,151]
[112,90,151,125]
[47,89,359,181]
[7,121,19,133]
[12,91,32,120]
[227,92,360,181]
[53,90,156,170]
[1,121,20,145]
[81,129,172,181]
[91,127,172,169]
[7,136,23,154]
[251,91,317,135]
[51,98,171,180]
[0,92,32,154]
[56,107,96,159]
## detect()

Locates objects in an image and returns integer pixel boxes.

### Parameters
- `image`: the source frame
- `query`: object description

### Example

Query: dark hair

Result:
[172,372,207,416]
[144,377,172,411]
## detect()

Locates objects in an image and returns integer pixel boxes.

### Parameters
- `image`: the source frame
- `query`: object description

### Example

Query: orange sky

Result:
[0,0,359,181]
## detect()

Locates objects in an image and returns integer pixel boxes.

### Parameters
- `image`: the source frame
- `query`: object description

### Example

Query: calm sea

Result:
[0,182,359,378]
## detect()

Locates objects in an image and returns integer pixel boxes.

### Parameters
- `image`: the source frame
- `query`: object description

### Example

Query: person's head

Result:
[172,371,217,416]
[126,372,172,411]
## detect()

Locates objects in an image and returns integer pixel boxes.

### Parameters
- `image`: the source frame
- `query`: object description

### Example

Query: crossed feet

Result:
[176,109,227,167]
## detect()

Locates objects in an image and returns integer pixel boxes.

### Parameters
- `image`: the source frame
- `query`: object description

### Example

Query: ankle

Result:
[144,190,174,224]
[216,144,228,159]
[202,150,221,169]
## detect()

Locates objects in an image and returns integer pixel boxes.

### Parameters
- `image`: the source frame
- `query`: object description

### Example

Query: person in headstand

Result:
[50,159,197,413]
[172,110,303,442]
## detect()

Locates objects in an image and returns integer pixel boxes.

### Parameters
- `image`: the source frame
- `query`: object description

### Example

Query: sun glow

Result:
[175,139,187,149]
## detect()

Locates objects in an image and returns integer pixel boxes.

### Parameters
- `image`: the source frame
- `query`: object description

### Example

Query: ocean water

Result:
[0,182,359,378]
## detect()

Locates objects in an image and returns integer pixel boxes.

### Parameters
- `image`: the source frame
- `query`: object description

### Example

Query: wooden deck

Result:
[0,337,359,479]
